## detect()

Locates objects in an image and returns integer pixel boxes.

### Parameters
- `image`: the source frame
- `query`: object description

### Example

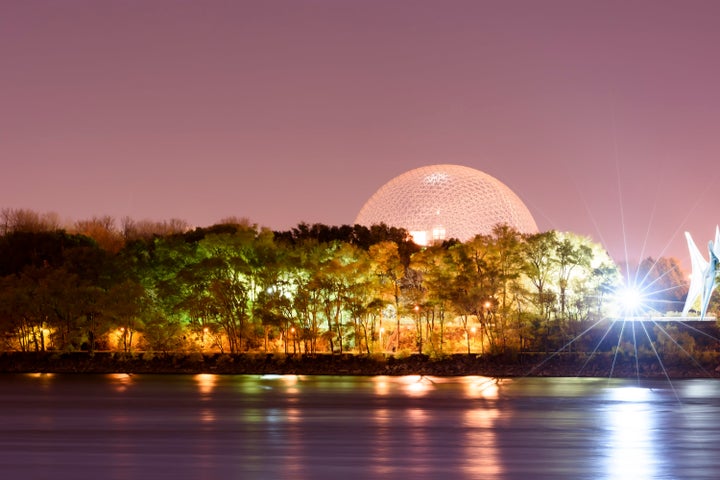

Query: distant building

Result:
[355,164,538,246]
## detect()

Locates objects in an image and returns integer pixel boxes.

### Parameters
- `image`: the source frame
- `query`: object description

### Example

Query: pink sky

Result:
[3,0,720,268]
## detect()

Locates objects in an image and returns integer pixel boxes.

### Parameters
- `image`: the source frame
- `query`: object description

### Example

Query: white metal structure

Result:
[683,226,720,319]
[355,164,538,245]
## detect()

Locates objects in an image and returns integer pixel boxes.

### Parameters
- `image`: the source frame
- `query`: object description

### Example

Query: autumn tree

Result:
[0,208,61,234]
[555,233,592,319]
[368,241,406,352]
[73,216,125,253]
[310,242,369,353]
[410,245,455,354]
[121,216,189,242]
[446,235,500,354]
[636,257,688,314]
[171,225,273,353]
[523,231,558,320]
[489,225,527,351]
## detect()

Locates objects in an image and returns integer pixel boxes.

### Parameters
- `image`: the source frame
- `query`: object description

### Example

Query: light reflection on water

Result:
[373,376,390,396]
[604,387,657,479]
[3,374,720,479]
[283,406,305,480]
[461,375,503,399]
[108,372,133,393]
[401,374,434,396]
[371,407,393,476]
[464,408,502,477]
[194,373,216,396]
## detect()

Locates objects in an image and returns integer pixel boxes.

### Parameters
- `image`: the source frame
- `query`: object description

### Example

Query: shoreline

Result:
[1,352,719,379]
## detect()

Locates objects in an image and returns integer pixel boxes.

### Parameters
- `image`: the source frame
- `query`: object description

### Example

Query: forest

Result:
[0,208,706,359]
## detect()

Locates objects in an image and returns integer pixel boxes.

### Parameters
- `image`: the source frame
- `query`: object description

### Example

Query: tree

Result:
[309,242,368,353]
[446,235,500,354]
[636,257,688,314]
[344,262,378,354]
[588,263,620,319]
[101,280,149,352]
[489,225,526,352]
[288,240,329,353]
[555,234,592,319]
[73,216,125,253]
[40,268,86,350]
[0,208,60,234]
[368,241,406,352]
[403,269,427,354]
[523,231,558,319]
[173,224,286,353]
[121,216,189,242]
[0,272,47,351]
[410,245,455,354]
[0,230,96,277]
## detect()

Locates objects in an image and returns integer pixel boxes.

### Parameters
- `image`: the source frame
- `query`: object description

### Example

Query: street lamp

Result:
[202,327,209,349]
[413,305,422,354]
[118,327,126,352]
[482,301,493,355]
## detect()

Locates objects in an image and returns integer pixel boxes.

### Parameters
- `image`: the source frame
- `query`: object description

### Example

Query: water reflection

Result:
[462,376,502,399]
[400,375,434,397]
[283,406,304,479]
[373,376,391,396]
[194,373,216,397]
[604,387,658,479]
[260,374,302,395]
[406,407,430,474]
[7,375,720,479]
[281,375,301,395]
[199,407,215,424]
[371,407,393,476]
[26,372,55,391]
[108,372,133,393]
[463,408,503,477]
[194,374,218,424]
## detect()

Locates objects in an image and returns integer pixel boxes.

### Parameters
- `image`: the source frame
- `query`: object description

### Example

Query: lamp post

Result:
[414,305,422,354]
[118,327,126,352]
[482,301,492,355]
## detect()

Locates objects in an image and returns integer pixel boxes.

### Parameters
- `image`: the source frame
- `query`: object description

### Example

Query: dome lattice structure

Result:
[355,164,538,245]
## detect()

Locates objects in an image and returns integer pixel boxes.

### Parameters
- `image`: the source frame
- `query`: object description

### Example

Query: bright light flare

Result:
[614,285,648,318]
[619,286,643,310]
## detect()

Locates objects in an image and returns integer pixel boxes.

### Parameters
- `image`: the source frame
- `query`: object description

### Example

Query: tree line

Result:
[0,208,696,356]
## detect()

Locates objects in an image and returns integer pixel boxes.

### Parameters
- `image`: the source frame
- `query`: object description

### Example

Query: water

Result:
[1,374,720,479]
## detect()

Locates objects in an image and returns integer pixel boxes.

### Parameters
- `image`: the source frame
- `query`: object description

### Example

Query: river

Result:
[1,374,719,479]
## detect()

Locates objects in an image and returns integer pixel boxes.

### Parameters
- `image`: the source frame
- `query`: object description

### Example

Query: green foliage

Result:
[3,219,713,365]
[654,325,696,365]
[394,348,413,359]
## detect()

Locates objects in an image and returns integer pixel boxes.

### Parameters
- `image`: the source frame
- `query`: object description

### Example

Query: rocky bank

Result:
[1,351,719,378]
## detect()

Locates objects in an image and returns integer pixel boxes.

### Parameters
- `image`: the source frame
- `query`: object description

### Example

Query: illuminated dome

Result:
[355,164,538,245]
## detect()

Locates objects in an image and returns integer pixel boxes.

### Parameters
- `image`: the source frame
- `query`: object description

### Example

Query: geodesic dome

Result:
[355,164,538,245]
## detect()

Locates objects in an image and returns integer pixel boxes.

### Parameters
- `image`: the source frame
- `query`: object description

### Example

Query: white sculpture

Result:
[682,226,720,319]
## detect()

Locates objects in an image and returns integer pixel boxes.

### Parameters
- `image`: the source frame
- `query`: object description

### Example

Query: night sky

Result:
[3,0,720,268]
